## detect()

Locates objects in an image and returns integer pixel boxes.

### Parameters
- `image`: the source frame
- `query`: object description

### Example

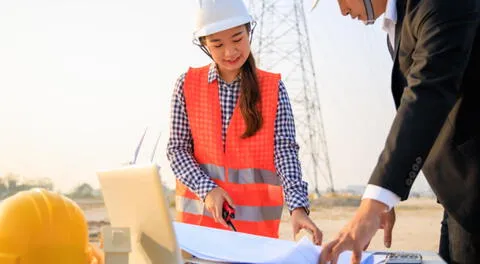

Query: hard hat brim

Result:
[194,15,253,39]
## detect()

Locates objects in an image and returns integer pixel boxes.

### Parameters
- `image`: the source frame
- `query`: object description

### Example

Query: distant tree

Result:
[35,178,54,191]
[67,183,95,199]
[0,173,56,199]
[5,173,20,194]
[0,178,8,199]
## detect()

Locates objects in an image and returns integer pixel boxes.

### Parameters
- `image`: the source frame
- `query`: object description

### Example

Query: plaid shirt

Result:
[167,64,309,211]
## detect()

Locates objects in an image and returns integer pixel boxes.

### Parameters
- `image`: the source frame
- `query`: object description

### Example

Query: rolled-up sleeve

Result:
[166,73,217,201]
[274,80,310,212]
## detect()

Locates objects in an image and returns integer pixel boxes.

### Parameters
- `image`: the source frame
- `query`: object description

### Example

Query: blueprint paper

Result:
[271,237,320,263]
[174,222,296,263]
[273,237,372,264]
[174,222,373,264]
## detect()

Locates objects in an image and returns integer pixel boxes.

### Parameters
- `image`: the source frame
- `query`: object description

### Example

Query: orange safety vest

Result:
[175,65,284,238]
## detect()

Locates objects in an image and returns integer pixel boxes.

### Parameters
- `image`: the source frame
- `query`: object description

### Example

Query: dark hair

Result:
[200,24,262,138]
[239,52,262,138]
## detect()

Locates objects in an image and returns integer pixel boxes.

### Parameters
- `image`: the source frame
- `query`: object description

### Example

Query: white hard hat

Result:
[194,0,253,39]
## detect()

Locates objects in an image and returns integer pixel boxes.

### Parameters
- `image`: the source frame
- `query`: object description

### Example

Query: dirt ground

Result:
[85,197,444,252]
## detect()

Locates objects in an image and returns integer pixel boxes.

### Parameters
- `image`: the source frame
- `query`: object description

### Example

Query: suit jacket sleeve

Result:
[369,0,479,200]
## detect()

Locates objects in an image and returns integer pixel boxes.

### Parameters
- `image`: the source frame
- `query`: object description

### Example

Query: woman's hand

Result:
[204,187,235,227]
[290,207,323,245]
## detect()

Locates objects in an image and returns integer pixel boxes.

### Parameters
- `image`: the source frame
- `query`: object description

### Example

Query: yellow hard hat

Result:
[0,188,91,264]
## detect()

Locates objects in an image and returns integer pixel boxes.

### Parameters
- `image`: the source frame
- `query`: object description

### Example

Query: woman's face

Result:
[203,25,251,74]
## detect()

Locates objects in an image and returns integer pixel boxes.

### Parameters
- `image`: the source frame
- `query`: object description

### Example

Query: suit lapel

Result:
[393,0,406,60]
[391,0,407,108]
[387,35,394,60]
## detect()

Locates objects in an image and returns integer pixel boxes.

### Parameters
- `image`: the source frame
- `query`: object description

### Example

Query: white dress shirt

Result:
[362,0,401,211]
[383,0,398,48]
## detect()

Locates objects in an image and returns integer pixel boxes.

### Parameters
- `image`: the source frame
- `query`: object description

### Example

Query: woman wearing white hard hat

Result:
[167,0,322,243]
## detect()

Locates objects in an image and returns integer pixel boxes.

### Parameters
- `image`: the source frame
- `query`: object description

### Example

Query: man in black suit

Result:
[312,0,480,263]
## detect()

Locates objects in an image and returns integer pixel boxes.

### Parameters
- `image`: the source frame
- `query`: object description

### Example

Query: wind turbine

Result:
[129,127,148,165]
[150,131,162,163]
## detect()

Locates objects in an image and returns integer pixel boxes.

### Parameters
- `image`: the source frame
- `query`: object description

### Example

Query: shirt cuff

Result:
[285,182,310,212]
[362,184,401,211]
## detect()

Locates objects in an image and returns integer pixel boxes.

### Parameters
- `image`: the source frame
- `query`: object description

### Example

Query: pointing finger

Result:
[319,239,339,264]
[351,246,362,264]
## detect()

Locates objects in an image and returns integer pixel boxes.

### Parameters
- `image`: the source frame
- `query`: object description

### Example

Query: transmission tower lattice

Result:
[248,0,334,195]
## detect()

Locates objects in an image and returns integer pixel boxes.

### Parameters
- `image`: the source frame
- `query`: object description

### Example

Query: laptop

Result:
[97,163,184,264]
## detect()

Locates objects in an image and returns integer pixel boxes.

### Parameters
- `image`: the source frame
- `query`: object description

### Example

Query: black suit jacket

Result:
[370,0,480,233]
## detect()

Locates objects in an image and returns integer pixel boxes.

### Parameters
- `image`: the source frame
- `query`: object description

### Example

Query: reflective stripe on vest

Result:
[199,164,225,182]
[176,196,283,222]
[199,164,281,186]
[228,168,281,186]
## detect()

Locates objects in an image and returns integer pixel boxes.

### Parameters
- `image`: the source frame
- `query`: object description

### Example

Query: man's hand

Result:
[318,199,395,264]
[204,187,235,228]
[291,207,323,245]
[380,207,396,248]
